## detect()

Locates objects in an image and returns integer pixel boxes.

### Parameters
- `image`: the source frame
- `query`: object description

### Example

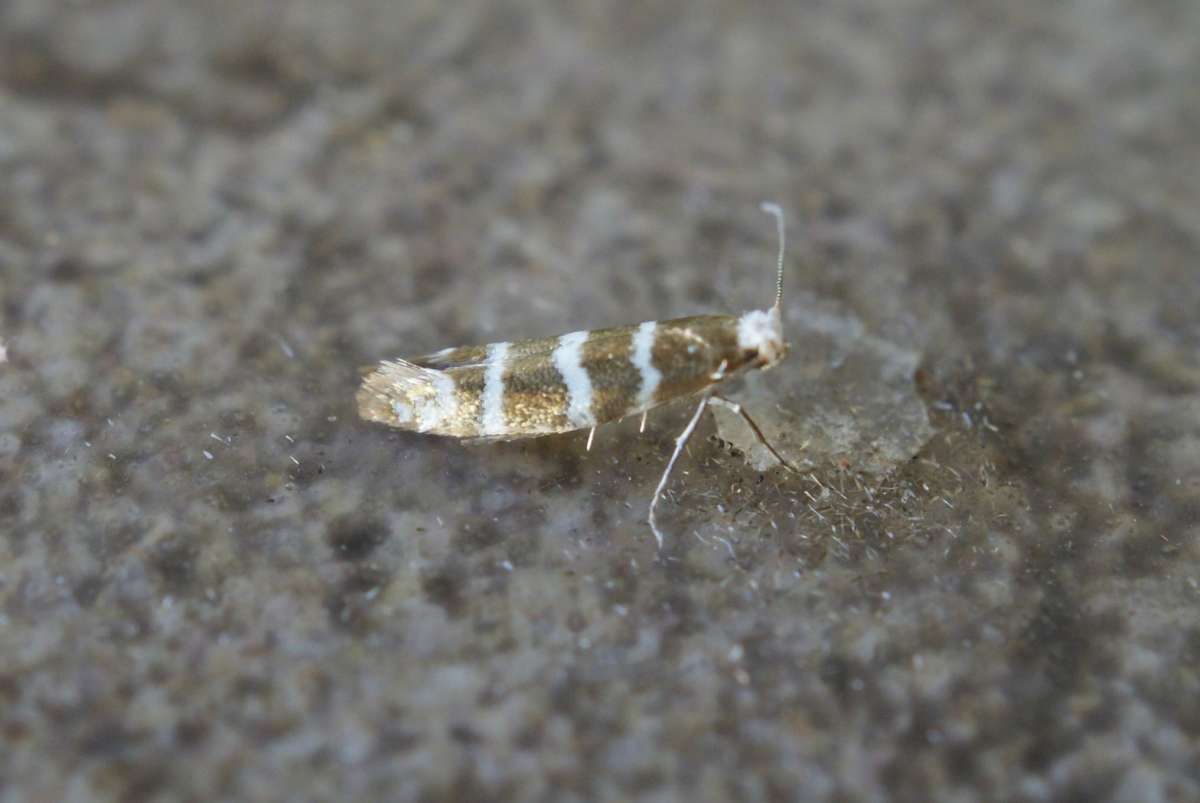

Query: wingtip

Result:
[356,359,456,431]
[357,359,421,422]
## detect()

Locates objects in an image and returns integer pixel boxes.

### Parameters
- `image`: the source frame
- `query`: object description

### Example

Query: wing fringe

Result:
[356,359,445,426]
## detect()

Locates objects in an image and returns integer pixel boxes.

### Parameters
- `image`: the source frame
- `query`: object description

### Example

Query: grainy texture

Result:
[2,1,1199,801]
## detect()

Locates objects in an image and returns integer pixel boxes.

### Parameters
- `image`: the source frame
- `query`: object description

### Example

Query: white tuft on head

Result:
[731,202,789,369]
[737,307,785,368]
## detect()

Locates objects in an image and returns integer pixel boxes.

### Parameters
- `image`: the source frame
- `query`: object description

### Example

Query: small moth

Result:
[358,202,794,547]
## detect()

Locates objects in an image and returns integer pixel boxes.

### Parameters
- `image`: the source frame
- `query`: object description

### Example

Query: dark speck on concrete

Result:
[327,516,390,562]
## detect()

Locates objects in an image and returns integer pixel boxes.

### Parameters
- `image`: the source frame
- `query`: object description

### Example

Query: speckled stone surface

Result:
[2,1,1199,801]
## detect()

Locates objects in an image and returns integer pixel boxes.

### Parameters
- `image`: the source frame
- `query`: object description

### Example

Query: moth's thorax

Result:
[736,306,786,369]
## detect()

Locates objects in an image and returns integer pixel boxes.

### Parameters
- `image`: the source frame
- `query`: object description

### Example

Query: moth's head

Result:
[736,201,789,370]
[737,306,787,369]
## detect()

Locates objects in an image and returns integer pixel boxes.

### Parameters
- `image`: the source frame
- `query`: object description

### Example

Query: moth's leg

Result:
[709,395,799,472]
[586,426,596,451]
[648,395,709,550]
[639,411,648,433]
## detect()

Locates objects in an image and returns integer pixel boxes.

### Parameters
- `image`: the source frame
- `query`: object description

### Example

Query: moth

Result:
[358,203,794,547]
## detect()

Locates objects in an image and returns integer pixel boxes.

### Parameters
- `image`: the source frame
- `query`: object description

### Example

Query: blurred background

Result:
[2,1,1198,800]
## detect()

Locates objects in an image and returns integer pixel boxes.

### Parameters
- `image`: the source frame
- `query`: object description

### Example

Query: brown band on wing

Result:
[650,315,741,403]
[501,354,571,433]
[507,335,564,360]
[446,365,486,437]
[413,344,489,369]
[581,328,640,424]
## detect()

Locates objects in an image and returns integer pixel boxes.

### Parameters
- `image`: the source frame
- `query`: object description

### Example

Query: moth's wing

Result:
[411,336,565,370]
[412,326,637,371]
[357,358,447,428]
[410,344,491,371]
[407,323,660,438]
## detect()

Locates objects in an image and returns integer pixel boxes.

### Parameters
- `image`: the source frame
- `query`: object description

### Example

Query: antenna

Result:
[759,201,786,310]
